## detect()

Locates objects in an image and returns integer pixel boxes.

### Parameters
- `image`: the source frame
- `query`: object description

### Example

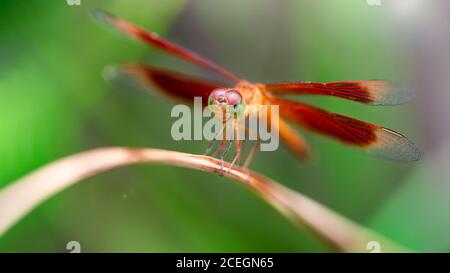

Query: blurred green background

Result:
[1,0,449,252]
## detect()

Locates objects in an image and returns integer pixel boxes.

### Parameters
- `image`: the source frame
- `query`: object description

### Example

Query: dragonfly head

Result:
[208,88,245,121]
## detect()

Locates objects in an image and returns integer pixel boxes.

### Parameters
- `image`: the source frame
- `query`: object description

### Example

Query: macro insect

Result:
[93,10,421,172]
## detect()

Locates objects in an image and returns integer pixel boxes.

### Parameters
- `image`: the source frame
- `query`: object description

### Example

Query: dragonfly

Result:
[93,10,421,173]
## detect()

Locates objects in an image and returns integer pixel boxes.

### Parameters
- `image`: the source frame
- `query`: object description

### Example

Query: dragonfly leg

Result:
[243,140,259,168]
[212,137,227,157]
[222,122,242,175]
[219,140,233,176]
[224,139,241,175]
[203,138,216,156]
[238,139,247,166]
[204,122,225,156]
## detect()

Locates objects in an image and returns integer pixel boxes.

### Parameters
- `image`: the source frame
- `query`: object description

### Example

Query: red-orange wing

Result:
[271,97,421,161]
[93,9,240,83]
[278,118,311,161]
[104,64,228,106]
[265,80,415,105]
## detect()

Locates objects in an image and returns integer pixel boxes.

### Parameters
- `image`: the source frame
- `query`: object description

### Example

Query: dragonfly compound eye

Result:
[224,90,242,106]
[208,88,227,106]
[208,88,245,119]
[225,89,245,117]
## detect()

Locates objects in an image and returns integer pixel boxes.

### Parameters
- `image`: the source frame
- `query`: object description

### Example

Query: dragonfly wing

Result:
[272,97,421,161]
[104,64,228,106]
[278,118,311,160]
[265,80,415,106]
[92,9,240,82]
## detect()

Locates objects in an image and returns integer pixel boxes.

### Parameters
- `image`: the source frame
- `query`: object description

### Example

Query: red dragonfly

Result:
[93,10,421,170]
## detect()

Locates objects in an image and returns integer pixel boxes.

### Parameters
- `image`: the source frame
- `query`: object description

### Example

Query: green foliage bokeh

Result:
[1,0,447,252]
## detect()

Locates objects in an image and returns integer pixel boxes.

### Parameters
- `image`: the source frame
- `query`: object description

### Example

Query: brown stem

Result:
[0,147,407,252]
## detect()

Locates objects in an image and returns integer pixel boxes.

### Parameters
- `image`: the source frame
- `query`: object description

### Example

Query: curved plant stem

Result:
[0,147,407,252]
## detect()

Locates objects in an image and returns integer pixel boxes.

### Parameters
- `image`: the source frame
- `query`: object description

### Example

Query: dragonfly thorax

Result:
[233,81,266,118]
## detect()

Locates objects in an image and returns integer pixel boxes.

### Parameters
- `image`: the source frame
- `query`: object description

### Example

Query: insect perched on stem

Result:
[93,10,421,173]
